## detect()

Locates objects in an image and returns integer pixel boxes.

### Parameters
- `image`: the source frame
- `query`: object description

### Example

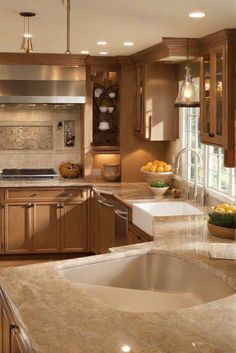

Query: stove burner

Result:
[1,168,57,179]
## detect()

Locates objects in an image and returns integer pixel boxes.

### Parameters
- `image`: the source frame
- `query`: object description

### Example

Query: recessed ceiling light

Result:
[97,41,107,46]
[99,51,108,55]
[189,12,206,18]
[80,50,89,54]
[123,42,134,46]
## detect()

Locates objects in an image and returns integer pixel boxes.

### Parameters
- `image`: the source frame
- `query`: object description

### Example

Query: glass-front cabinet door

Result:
[200,45,225,147]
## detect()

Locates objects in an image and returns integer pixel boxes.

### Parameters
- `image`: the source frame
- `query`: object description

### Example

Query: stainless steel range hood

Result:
[0,65,86,104]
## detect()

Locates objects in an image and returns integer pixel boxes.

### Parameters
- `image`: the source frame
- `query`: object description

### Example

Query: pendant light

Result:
[19,12,36,53]
[62,0,72,54]
[175,38,200,107]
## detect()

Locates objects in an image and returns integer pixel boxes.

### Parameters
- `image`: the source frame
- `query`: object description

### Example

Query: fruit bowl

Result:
[142,171,173,185]
[207,223,235,240]
[59,161,82,179]
[207,203,236,240]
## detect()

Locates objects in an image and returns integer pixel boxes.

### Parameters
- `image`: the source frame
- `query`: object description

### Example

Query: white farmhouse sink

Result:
[132,201,204,236]
[59,254,233,313]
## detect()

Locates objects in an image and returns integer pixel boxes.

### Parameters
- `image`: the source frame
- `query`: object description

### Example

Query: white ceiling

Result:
[0,0,235,56]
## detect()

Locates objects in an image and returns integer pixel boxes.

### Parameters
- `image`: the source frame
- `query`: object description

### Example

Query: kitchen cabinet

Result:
[91,191,128,254]
[0,290,28,353]
[128,223,152,245]
[133,62,178,141]
[5,203,31,254]
[91,67,120,152]
[200,29,235,167]
[3,188,89,254]
[32,203,59,253]
[60,201,88,252]
[97,197,116,254]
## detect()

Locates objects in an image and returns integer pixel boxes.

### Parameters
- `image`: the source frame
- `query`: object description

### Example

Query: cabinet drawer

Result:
[5,188,88,201]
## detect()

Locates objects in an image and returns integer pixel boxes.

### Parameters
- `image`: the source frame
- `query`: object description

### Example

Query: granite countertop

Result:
[0,208,236,353]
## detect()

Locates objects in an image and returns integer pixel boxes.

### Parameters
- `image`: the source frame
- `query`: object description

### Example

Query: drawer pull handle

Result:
[98,199,114,208]
[63,193,73,197]
[57,205,64,209]
[31,193,38,197]
[208,133,215,137]
[26,203,34,208]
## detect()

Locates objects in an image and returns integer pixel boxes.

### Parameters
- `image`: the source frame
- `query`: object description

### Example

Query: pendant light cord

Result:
[62,0,71,54]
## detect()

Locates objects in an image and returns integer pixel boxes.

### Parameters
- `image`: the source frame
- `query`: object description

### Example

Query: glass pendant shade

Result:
[175,64,199,107]
[19,12,35,53]
[21,34,33,53]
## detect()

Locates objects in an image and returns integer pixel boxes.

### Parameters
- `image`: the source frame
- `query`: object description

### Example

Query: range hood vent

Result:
[0,65,86,104]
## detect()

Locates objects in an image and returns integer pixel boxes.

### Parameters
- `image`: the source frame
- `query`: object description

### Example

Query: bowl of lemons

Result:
[140,160,173,184]
[208,203,236,240]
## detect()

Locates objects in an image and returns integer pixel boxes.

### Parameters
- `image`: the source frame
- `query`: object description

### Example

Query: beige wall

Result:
[0,105,82,172]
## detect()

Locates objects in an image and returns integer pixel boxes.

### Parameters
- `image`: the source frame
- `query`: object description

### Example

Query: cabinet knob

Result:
[208,132,215,137]
[63,193,73,197]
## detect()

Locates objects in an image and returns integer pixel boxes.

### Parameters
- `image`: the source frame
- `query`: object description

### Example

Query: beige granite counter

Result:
[0,212,235,353]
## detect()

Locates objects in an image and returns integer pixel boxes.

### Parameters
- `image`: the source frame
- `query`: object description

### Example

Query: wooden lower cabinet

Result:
[4,196,88,254]
[97,198,115,254]
[91,192,116,254]
[32,203,60,253]
[128,224,152,245]
[0,291,28,353]
[61,201,88,252]
[5,204,31,254]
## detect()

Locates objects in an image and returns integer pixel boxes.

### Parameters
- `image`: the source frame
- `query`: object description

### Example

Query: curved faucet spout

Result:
[174,147,204,204]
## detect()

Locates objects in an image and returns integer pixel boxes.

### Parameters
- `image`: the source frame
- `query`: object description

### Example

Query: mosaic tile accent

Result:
[0,125,53,150]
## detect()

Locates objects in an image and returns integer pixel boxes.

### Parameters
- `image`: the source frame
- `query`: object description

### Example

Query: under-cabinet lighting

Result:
[97,41,107,46]
[80,50,90,54]
[99,51,108,55]
[189,12,206,18]
[123,41,134,46]
[121,345,131,353]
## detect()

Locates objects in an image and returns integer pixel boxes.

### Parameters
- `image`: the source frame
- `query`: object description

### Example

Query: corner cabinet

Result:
[200,29,236,167]
[133,62,178,141]
[91,66,120,152]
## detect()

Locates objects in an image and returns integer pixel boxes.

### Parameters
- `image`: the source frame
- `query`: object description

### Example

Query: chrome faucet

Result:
[174,147,204,205]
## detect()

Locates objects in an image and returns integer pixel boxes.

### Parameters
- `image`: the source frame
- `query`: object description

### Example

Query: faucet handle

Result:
[184,183,190,200]
[200,188,205,207]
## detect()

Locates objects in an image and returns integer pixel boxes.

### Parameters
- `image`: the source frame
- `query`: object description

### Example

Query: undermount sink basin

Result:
[59,254,233,313]
[132,201,204,235]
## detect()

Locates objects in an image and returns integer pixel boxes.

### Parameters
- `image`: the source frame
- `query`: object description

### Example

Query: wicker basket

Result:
[59,162,82,179]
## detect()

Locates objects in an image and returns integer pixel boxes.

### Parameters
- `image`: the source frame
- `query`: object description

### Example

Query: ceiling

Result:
[0,0,235,56]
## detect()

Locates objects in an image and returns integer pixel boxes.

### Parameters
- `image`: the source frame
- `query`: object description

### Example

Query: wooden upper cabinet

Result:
[133,62,178,141]
[60,200,88,252]
[200,29,236,167]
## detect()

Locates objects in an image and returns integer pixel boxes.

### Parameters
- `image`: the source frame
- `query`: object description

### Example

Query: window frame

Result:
[179,107,235,203]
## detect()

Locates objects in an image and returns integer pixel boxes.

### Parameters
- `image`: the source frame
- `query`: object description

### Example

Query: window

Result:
[180,107,235,201]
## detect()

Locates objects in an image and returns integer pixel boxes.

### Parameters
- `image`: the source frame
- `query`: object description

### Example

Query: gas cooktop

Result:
[1,168,58,179]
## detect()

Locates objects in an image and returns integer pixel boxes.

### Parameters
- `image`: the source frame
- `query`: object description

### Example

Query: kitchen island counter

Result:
[0,213,235,353]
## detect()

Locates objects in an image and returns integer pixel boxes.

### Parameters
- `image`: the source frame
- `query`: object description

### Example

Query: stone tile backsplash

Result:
[0,106,82,171]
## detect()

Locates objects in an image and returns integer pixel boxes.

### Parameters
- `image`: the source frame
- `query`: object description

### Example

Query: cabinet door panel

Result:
[2,308,10,353]
[5,204,31,254]
[61,202,88,252]
[98,201,115,254]
[32,203,59,253]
